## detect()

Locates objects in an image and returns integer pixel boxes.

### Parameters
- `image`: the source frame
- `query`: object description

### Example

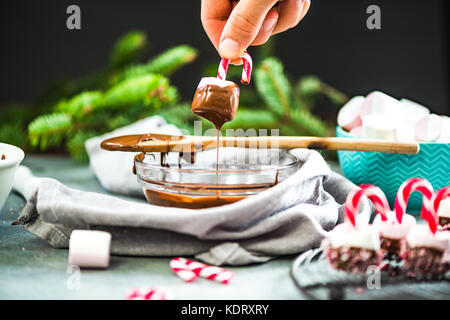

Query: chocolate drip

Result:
[132,152,146,175]
[1,154,5,160]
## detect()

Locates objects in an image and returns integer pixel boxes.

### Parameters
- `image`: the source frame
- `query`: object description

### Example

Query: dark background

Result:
[1,0,449,115]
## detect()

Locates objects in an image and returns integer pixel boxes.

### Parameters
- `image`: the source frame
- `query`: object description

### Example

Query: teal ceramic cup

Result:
[336,126,450,214]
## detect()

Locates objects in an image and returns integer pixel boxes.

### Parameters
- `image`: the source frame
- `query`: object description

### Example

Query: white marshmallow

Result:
[198,77,236,89]
[327,222,380,251]
[360,91,401,118]
[437,116,450,143]
[396,123,416,143]
[68,230,111,268]
[437,199,450,219]
[337,96,365,131]
[406,225,450,262]
[362,114,397,140]
[373,211,416,240]
[414,114,443,142]
[349,126,362,137]
[399,99,430,126]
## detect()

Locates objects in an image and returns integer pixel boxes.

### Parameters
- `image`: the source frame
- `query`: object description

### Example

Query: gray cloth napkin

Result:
[17,147,370,266]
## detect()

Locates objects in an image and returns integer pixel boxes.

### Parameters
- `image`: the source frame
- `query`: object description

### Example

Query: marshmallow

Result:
[437,116,450,143]
[68,230,111,268]
[362,114,397,140]
[337,96,365,131]
[437,199,450,219]
[414,114,443,142]
[399,99,430,125]
[406,225,450,261]
[373,211,416,240]
[396,123,416,143]
[327,221,380,251]
[360,91,401,118]
[349,126,362,137]
[191,77,240,129]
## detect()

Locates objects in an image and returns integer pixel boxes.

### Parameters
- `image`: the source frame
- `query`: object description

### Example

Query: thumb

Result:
[219,0,278,59]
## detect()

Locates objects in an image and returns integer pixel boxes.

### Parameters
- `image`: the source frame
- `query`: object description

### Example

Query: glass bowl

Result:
[134,148,300,209]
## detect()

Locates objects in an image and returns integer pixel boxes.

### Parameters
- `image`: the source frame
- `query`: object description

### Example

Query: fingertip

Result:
[219,38,243,59]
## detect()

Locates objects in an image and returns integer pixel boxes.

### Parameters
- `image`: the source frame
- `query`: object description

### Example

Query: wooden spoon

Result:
[101,133,420,155]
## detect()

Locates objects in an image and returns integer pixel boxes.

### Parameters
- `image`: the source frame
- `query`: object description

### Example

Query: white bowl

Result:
[0,143,25,210]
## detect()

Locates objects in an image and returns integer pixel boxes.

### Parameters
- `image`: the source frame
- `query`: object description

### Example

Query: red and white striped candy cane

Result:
[170,257,234,285]
[432,186,450,216]
[217,58,230,81]
[345,184,390,227]
[217,51,253,85]
[125,286,174,300]
[186,260,234,285]
[240,51,253,85]
[394,178,435,232]
[169,257,199,282]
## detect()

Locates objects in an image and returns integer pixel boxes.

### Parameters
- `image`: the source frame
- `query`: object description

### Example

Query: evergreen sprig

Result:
[255,57,292,117]
[28,113,72,150]
[116,45,198,82]
[102,74,178,110]
[109,30,148,70]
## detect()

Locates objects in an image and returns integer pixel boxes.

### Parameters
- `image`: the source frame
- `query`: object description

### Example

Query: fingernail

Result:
[262,17,278,32]
[219,38,241,59]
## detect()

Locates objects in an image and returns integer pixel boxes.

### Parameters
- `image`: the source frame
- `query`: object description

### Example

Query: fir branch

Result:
[295,75,349,109]
[109,30,148,70]
[116,45,198,82]
[255,57,292,117]
[28,113,72,150]
[67,131,97,163]
[221,108,279,132]
[288,108,333,137]
[55,91,103,118]
[0,123,28,149]
[102,74,178,110]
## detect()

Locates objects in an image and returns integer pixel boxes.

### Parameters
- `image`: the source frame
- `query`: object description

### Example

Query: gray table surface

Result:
[2,155,343,300]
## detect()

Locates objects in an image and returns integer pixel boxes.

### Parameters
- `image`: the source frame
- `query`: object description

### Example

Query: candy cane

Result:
[432,186,450,216]
[170,257,234,285]
[169,257,199,282]
[240,51,253,85]
[217,51,253,85]
[217,58,230,81]
[125,286,174,300]
[394,178,435,232]
[345,185,390,227]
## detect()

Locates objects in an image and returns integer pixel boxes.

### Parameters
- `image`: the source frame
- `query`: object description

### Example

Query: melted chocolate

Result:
[132,152,146,175]
[1,154,5,160]
[101,133,184,152]
[191,82,240,129]
[144,189,246,209]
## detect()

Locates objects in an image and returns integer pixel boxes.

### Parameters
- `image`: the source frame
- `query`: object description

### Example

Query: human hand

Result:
[201,0,310,63]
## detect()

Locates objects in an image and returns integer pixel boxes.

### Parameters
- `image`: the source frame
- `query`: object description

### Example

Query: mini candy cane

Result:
[185,259,235,285]
[394,178,435,232]
[217,58,230,81]
[125,286,174,300]
[345,184,390,227]
[217,50,253,85]
[169,257,199,282]
[240,51,253,85]
[432,186,450,216]
[170,257,234,285]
